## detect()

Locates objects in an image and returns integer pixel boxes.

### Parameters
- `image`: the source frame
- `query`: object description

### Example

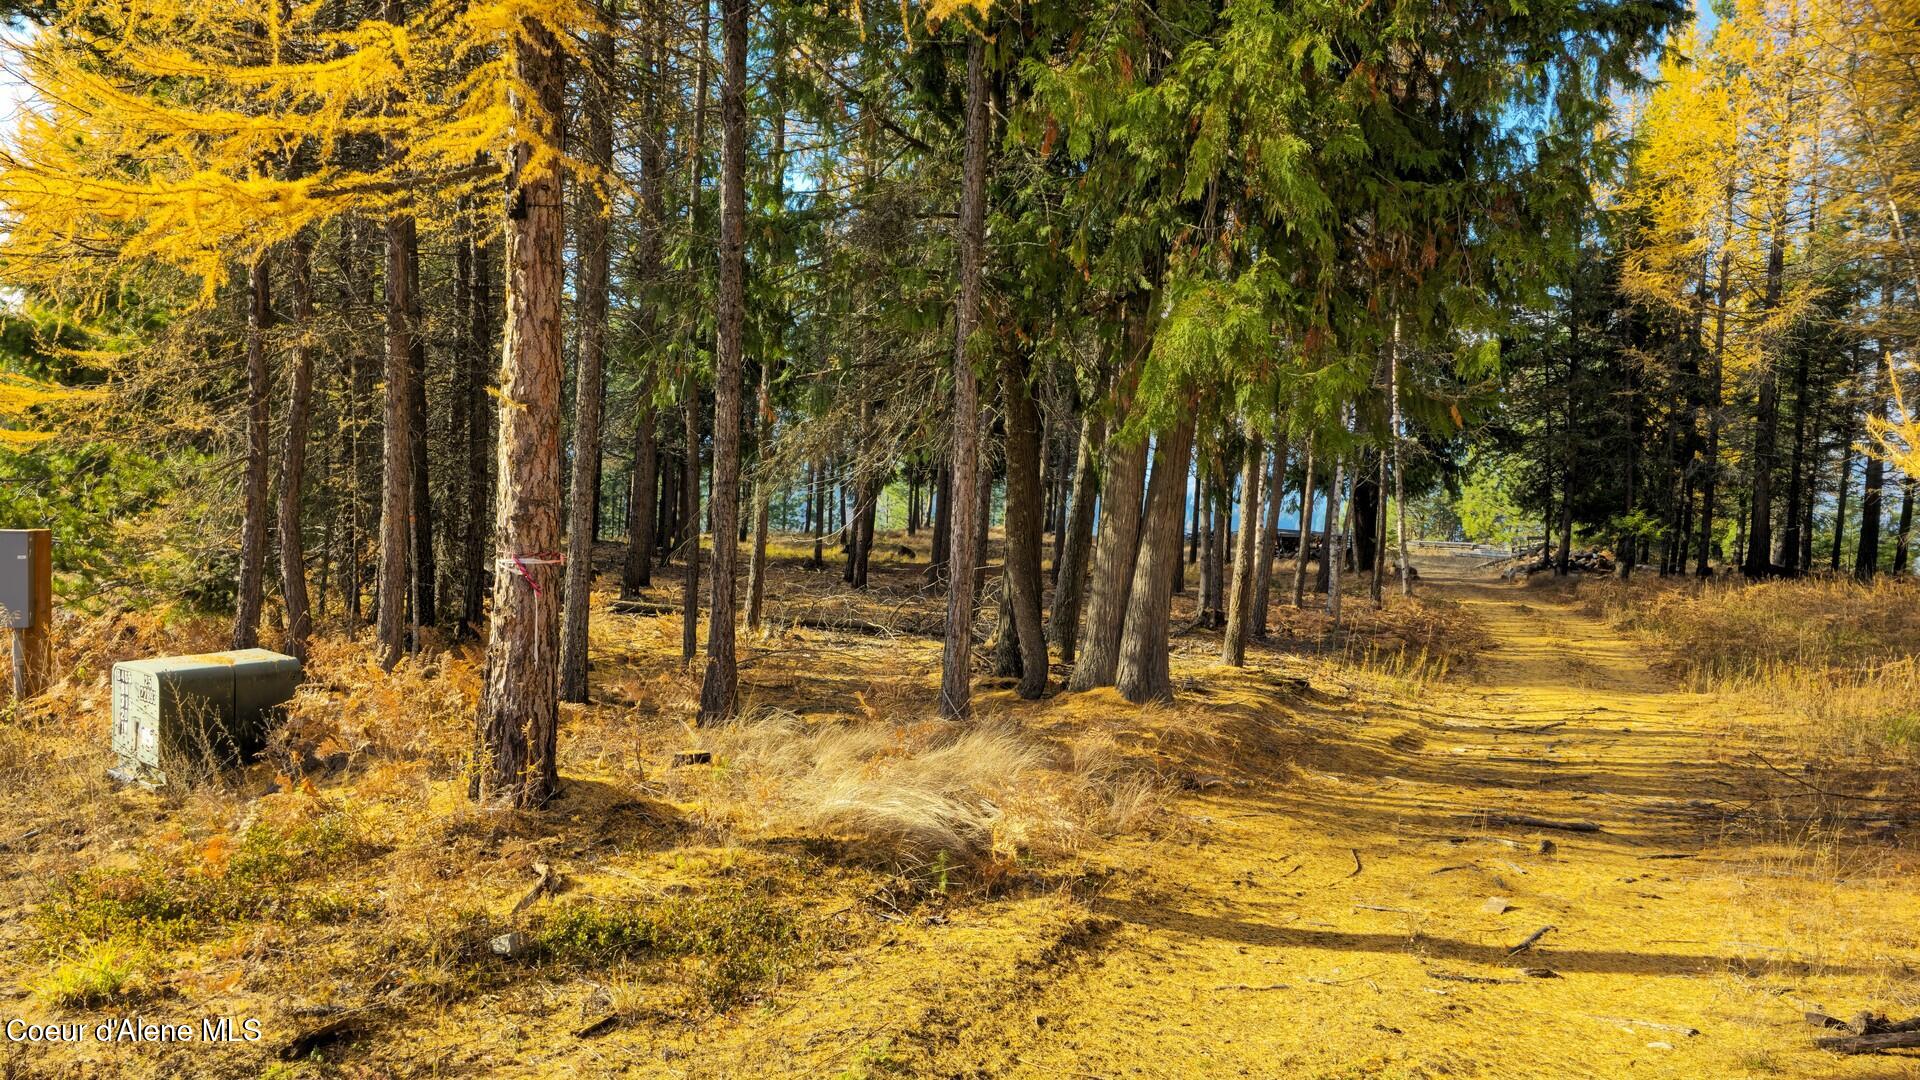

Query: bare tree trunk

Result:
[561,11,617,703]
[1115,413,1196,704]
[474,14,566,808]
[1389,311,1410,595]
[1326,442,1346,629]
[1292,435,1316,607]
[1857,345,1889,581]
[376,211,415,669]
[1251,439,1282,638]
[1744,220,1787,578]
[460,224,496,635]
[233,254,273,650]
[278,234,316,662]
[697,0,748,723]
[623,404,658,594]
[621,33,668,598]
[927,462,951,578]
[681,383,700,663]
[1222,432,1263,665]
[1071,303,1151,691]
[406,233,434,633]
[1048,413,1103,663]
[745,93,785,634]
[938,33,990,721]
[1002,347,1048,698]
[1893,476,1914,574]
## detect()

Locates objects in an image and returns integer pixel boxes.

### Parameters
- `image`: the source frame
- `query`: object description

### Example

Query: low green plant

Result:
[526,884,812,1012]
[38,806,375,950]
[34,942,146,1007]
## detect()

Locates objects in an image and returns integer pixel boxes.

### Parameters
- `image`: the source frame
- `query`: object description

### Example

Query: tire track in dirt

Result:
[924,569,1920,1079]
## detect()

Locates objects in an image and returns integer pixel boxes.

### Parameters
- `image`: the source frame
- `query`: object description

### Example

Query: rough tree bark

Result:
[1326,439,1346,629]
[1070,308,1150,691]
[406,232,434,630]
[1002,347,1049,698]
[232,254,272,651]
[696,0,749,723]
[1222,433,1263,666]
[1048,413,1103,662]
[376,211,415,669]
[938,33,990,720]
[1857,346,1888,581]
[622,37,667,597]
[1115,412,1196,704]
[745,95,785,634]
[681,381,700,663]
[460,221,496,635]
[474,13,566,808]
[1252,439,1282,637]
[1893,477,1914,574]
[1744,219,1787,578]
[560,10,616,703]
[1389,310,1411,596]
[278,234,316,662]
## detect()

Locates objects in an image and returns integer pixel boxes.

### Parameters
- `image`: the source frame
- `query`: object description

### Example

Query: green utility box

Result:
[109,649,303,786]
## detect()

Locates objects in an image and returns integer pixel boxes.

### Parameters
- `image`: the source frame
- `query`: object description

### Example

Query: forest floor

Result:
[576,562,1919,1080]
[3,549,1918,1079]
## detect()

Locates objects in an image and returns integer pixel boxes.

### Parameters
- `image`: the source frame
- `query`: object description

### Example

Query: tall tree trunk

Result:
[1781,345,1813,575]
[474,14,566,808]
[811,461,829,569]
[1835,440,1850,572]
[342,223,368,626]
[1115,413,1197,704]
[745,90,785,635]
[1857,347,1889,581]
[1326,443,1346,629]
[1892,476,1914,574]
[1389,311,1411,595]
[1001,347,1048,698]
[681,383,700,662]
[695,0,744,722]
[1071,300,1151,691]
[561,11,616,703]
[1292,435,1316,607]
[927,462,951,577]
[850,469,877,588]
[1744,221,1787,578]
[407,234,434,633]
[623,406,659,593]
[233,254,273,650]
[938,33,990,720]
[278,233,316,662]
[1222,432,1263,666]
[1370,450,1386,605]
[1251,440,1282,638]
[461,225,497,634]
[1699,193,1733,577]
[376,211,416,668]
[1205,483,1228,624]
[1048,413,1103,662]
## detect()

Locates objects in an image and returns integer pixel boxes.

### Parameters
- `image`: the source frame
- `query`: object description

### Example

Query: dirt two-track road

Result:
[533,566,1920,1079]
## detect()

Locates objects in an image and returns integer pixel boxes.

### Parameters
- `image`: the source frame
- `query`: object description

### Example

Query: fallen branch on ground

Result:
[1475,813,1602,833]
[1507,925,1555,955]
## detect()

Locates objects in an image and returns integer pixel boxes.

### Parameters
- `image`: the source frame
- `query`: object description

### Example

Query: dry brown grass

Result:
[1586,573,1920,763]
[681,710,1170,864]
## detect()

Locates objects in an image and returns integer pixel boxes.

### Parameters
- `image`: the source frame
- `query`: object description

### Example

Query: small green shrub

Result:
[527,885,812,1012]
[38,806,376,949]
[34,942,146,1007]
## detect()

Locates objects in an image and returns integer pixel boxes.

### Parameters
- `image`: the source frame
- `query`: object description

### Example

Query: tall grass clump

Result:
[687,711,1166,865]
[1591,575,1920,760]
